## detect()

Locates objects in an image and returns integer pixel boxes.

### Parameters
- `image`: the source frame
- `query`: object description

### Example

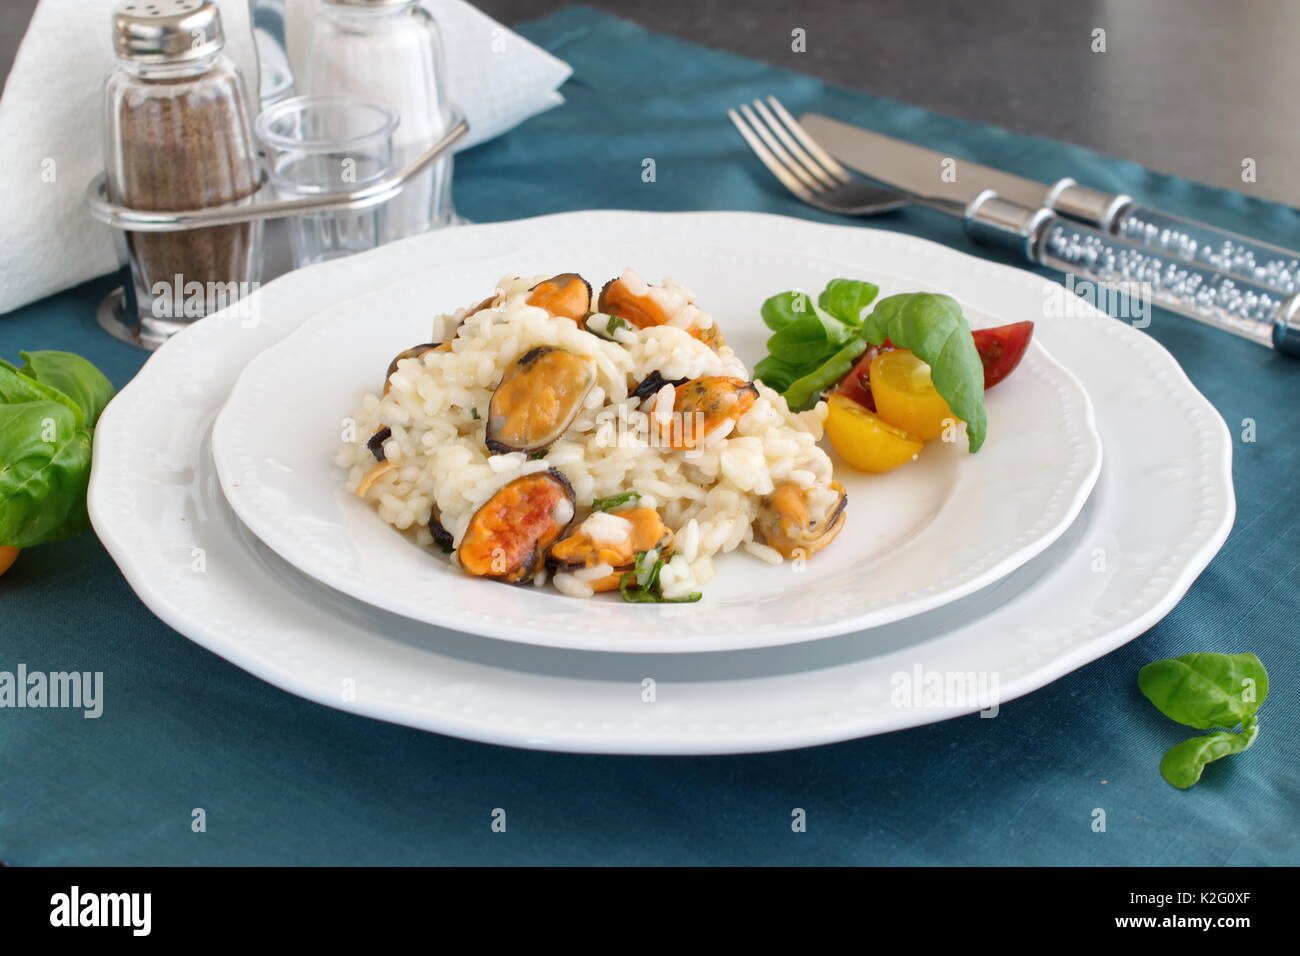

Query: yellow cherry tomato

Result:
[824,394,925,473]
[0,546,18,576]
[869,348,957,440]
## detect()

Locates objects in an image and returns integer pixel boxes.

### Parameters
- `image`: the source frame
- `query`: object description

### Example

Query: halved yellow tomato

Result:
[870,348,957,440]
[824,394,924,473]
[0,546,18,576]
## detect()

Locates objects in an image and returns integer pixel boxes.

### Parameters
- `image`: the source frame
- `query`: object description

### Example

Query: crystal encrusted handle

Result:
[1035,215,1292,349]
[1114,204,1300,297]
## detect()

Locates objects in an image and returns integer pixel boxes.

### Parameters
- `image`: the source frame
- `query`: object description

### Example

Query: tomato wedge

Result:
[834,341,891,411]
[973,321,1033,388]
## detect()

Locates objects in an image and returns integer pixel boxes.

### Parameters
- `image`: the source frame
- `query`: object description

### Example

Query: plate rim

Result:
[208,257,1103,652]
[88,210,1235,753]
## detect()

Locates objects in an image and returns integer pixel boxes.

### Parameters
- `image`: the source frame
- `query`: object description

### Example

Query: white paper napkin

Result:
[0,0,571,315]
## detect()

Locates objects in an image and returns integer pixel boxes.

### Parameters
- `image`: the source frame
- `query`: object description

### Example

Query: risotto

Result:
[335,269,847,601]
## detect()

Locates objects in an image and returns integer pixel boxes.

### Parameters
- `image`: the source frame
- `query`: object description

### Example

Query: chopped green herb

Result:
[592,491,640,512]
[606,314,631,336]
[618,548,701,603]
[470,407,480,420]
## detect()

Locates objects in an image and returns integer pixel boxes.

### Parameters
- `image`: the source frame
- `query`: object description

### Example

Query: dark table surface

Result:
[4,0,1297,208]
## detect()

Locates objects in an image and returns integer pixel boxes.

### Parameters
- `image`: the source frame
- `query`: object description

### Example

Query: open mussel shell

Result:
[547,507,674,591]
[486,346,597,455]
[526,273,592,323]
[662,376,758,449]
[383,342,447,395]
[755,481,847,559]
[428,505,454,553]
[458,470,576,583]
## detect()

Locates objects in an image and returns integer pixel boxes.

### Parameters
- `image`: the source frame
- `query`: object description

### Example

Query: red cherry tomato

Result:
[972,321,1033,388]
[834,340,892,411]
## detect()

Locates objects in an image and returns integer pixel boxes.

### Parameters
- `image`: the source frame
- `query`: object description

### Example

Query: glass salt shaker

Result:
[102,0,263,340]
[298,0,456,242]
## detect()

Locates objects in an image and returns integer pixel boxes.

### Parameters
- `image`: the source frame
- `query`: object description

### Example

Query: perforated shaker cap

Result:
[112,0,224,64]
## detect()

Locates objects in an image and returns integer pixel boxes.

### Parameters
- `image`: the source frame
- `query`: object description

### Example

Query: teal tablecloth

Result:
[2,8,1297,866]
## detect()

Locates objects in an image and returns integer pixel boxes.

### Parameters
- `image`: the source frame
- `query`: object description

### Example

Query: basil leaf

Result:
[752,355,802,394]
[1159,720,1258,789]
[592,491,640,512]
[783,338,868,411]
[1138,653,1269,730]
[818,278,879,325]
[862,293,987,452]
[19,351,115,427]
[0,361,84,427]
[0,401,93,548]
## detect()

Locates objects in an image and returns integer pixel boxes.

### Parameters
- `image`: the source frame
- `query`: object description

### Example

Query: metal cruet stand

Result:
[85,114,468,349]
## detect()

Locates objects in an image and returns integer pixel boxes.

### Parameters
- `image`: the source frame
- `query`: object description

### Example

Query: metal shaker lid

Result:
[112,0,224,64]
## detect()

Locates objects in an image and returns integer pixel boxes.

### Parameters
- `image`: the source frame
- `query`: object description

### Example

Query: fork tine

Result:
[737,103,823,194]
[750,98,839,189]
[765,96,852,184]
[727,107,814,202]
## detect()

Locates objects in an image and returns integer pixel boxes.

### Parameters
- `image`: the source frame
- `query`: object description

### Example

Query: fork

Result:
[729,95,1300,355]
[727,96,909,215]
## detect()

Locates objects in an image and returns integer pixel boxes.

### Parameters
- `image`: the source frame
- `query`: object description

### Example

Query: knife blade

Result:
[800,112,1300,297]
[799,112,1052,208]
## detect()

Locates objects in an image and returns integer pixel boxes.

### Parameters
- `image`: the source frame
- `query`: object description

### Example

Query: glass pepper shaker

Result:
[298,0,456,242]
[103,0,263,340]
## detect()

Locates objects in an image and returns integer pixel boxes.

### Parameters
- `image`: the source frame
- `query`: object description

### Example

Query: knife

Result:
[801,112,1300,298]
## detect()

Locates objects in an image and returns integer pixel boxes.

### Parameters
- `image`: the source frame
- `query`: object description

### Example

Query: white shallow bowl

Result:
[211,251,1101,652]
[89,212,1234,753]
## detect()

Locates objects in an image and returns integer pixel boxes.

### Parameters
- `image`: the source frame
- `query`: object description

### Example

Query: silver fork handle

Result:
[85,114,468,233]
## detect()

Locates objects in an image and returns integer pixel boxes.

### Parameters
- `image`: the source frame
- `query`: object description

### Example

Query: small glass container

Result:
[102,0,263,339]
[256,95,397,267]
[298,0,456,242]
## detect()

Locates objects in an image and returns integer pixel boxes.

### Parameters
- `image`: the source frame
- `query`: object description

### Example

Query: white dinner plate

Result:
[89,212,1233,753]
[210,250,1101,652]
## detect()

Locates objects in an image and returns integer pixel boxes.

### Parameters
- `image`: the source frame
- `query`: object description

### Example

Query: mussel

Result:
[598,275,673,329]
[526,273,592,323]
[755,481,847,559]
[383,342,449,395]
[486,346,597,455]
[458,470,576,583]
[660,376,758,449]
[598,274,725,348]
[548,507,674,592]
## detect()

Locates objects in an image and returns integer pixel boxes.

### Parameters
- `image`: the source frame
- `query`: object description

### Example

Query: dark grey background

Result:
[3,0,1296,207]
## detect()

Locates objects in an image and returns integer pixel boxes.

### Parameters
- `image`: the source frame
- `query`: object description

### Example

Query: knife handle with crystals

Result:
[966,192,1300,355]
[1045,178,1300,298]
